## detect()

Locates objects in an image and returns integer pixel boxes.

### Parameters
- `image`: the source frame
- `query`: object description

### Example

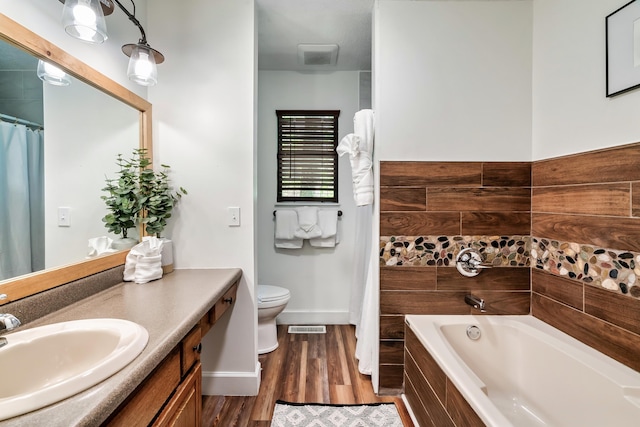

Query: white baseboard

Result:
[276,310,350,325]
[402,394,420,427]
[202,362,261,396]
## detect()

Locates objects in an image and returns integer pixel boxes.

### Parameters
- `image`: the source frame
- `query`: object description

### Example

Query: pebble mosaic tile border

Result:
[379,235,530,267]
[531,237,640,299]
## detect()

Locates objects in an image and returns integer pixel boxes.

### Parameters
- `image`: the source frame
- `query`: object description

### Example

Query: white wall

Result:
[374,0,533,162]
[148,0,258,395]
[532,0,640,159]
[257,70,360,324]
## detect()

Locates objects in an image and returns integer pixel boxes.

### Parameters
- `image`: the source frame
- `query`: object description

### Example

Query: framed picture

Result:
[606,0,640,97]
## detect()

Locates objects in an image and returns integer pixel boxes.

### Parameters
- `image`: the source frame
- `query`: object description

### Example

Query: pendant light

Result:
[61,0,109,44]
[37,60,71,86]
[60,0,164,86]
[115,0,165,86]
[122,43,163,86]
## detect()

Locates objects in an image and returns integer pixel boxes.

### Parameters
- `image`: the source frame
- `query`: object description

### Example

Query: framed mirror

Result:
[0,14,152,305]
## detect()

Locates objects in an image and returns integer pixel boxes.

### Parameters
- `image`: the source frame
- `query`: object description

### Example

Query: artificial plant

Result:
[137,153,187,237]
[100,152,144,239]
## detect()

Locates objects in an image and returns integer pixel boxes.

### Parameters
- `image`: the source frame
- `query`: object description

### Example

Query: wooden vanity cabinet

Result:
[104,281,238,427]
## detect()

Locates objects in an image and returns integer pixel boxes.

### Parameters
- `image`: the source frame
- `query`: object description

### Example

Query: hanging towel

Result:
[309,209,339,247]
[274,210,303,249]
[337,109,374,206]
[294,206,322,239]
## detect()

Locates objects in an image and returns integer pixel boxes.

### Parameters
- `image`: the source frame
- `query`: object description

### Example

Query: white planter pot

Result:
[160,238,174,274]
[111,237,138,251]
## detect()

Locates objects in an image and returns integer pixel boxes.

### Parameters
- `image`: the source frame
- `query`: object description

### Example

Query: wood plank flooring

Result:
[202,324,414,426]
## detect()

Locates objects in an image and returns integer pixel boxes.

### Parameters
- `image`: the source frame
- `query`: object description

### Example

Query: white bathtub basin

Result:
[0,318,148,421]
[406,315,640,426]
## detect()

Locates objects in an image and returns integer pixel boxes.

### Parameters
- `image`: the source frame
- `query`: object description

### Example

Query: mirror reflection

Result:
[0,39,139,282]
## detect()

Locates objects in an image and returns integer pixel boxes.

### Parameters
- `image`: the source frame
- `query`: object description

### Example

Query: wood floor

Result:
[201,324,414,426]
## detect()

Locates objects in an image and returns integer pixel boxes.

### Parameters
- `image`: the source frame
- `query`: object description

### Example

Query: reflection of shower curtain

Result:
[337,109,375,377]
[0,122,45,280]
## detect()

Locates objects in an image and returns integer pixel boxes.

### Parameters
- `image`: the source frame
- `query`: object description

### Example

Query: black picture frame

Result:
[606,0,640,97]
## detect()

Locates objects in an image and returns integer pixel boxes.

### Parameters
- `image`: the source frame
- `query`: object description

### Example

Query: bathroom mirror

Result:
[0,14,152,305]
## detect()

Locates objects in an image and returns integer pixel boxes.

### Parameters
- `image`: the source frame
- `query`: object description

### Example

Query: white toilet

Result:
[257,285,290,354]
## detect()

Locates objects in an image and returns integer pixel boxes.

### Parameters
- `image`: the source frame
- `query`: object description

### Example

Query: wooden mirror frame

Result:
[0,14,152,305]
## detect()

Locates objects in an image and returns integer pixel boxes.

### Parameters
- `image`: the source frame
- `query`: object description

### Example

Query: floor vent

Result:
[288,325,326,334]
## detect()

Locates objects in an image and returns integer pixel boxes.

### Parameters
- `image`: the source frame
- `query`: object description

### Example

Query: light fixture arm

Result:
[111,0,148,45]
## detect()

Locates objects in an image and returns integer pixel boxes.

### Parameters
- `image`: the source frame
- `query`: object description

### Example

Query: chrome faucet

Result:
[0,313,20,348]
[456,248,491,277]
[0,313,21,332]
[465,294,486,312]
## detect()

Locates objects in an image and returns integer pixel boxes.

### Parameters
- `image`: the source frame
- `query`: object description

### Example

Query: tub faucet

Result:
[465,294,486,312]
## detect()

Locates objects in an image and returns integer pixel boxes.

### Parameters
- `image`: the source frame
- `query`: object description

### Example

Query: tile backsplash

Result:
[380,147,640,390]
[378,161,531,390]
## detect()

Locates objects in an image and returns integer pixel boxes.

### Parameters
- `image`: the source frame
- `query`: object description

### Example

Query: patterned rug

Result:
[271,401,403,426]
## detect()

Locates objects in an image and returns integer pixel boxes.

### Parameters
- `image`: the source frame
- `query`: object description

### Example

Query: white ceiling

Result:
[256,0,374,71]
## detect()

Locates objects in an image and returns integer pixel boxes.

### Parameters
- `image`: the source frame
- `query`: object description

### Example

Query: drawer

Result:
[181,325,202,376]
[210,282,238,324]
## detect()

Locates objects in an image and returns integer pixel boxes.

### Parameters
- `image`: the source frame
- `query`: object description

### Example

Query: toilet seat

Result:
[257,285,290,308]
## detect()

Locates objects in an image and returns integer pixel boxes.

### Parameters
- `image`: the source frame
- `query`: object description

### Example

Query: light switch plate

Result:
[58,207,71,227]
[228,207,240,227]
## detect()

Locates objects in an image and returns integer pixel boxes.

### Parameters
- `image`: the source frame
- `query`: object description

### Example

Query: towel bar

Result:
[273,210,342,217]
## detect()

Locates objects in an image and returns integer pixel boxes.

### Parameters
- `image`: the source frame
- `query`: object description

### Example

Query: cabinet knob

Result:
[223,297,233,304]
[193,343,202,354]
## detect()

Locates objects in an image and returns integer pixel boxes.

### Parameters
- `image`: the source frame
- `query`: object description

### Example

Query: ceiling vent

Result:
[297,44,339,66]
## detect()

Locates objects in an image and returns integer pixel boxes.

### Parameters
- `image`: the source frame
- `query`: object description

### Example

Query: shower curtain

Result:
[0,121,45,280]
[337,109,375,376]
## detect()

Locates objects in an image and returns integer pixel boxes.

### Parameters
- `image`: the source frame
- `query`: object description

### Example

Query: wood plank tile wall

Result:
[531,142,640,373]
[379,161,532,390]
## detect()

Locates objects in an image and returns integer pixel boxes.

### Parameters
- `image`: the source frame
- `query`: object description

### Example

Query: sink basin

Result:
[0,318,148,421]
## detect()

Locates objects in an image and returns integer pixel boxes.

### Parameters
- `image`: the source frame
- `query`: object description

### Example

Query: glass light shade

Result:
[127,45,158,86]
[37,60,71,86]
[62,0,108,44]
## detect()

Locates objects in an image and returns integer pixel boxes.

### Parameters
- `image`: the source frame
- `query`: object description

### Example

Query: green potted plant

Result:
[101,153,142,250]
[137,150,187,273]
[138,163,187,238]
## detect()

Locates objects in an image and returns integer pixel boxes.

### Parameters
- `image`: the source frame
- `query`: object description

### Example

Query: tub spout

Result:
[465,294,486,312]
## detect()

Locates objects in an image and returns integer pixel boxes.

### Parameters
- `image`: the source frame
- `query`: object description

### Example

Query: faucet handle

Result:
[0,314,21,331]
[456,247,490,277]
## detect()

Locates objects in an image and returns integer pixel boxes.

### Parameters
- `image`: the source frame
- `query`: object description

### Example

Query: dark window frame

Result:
[276,110,340,203]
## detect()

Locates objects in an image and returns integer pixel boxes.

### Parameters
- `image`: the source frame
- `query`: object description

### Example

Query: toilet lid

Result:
[258,285,290,303]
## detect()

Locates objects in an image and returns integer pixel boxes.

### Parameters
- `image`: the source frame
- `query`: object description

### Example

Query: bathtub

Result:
[404,315,640,426]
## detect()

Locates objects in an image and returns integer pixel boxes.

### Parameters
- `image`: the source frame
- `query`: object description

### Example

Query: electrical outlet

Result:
[228,207,240,227]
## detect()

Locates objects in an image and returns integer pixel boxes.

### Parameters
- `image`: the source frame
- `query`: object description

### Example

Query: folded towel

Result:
[294,206,322,239]
[275,238,304,249]
[275,210,303,248]
[134,255,163,284]
[275,210,298,239]
[124,237,164,283]
[86,236,117,258]
[309,209,340,248]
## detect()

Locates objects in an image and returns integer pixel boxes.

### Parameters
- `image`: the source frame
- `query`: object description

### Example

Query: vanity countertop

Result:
[0,268,242,427]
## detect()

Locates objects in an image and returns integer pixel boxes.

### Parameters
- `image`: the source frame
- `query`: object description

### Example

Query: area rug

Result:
[271,400,403,426]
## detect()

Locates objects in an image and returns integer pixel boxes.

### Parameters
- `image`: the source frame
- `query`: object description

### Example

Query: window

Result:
[276,110,340,202]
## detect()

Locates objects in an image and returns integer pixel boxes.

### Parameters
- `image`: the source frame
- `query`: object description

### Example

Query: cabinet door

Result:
[154,362,202,427]
[106,349,181,427]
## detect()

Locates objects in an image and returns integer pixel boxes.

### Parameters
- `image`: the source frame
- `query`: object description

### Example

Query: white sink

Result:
[0,318,148,421]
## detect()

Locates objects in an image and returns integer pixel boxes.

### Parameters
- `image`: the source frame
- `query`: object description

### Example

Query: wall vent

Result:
[288,325,327,334]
